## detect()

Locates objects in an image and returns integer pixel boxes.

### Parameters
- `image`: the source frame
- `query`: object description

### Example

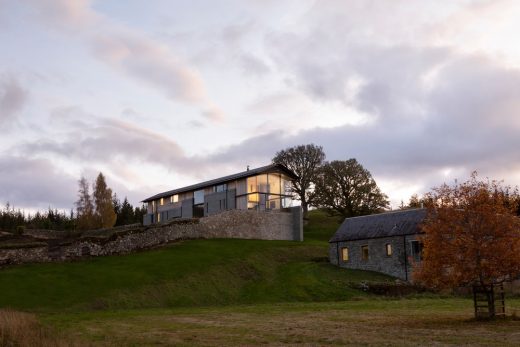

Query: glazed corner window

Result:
[361,245,369,261]
[171,194,178,203]
[194,190,204,205]
[385,243,392,256]
[341,247,349,262]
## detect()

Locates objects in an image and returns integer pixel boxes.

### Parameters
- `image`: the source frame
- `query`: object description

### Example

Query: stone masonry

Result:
[329,234,420,280]
[0,207,303,266]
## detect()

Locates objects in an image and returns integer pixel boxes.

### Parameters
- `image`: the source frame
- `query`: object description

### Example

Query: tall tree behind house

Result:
[272,144,325,218]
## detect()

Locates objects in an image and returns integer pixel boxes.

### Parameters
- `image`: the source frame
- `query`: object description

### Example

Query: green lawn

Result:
[2,209,519,346]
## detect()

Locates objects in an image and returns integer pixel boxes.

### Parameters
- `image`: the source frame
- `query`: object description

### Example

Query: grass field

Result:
[1,210,520,346]
[41,299,520,346]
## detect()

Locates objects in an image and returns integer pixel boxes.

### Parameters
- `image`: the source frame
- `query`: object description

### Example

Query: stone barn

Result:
[329,208,427,280]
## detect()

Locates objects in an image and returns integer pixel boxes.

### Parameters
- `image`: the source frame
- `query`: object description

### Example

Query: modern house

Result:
[328,208,427,280]
[142,164,298,225]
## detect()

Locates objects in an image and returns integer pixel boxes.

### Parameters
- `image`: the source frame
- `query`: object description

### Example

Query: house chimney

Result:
[247,165,250,171]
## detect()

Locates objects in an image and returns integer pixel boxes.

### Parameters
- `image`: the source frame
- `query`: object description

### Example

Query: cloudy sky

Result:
[1,0,520,212]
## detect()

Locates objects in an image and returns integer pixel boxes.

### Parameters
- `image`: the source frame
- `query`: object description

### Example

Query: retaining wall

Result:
[0,208,302,266]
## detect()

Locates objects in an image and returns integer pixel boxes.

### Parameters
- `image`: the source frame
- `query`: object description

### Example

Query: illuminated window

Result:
[247,176,257,193]
[361,245,369,261]
[160,198,164,205]
[268,173,281,194]
[257,174,268,193]
[157,213,161,222]
[386,243,392,256]
[341,247,349,262]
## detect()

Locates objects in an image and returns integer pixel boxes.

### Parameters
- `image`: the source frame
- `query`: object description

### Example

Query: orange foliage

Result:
[413,172,520,289]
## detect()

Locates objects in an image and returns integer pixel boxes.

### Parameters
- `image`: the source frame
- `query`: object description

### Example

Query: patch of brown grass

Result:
[0,309,83,347]
[58,300,520,346]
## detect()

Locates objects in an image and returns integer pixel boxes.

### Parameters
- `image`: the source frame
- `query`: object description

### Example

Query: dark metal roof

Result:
[329,208,427,243]
[142,163,298,203]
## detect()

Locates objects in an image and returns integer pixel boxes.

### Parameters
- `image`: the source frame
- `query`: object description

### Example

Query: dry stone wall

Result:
[0,208,302,266]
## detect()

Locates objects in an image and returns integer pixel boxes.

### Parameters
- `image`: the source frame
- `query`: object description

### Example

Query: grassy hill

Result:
[3,210,520,346]
[0,210,390,312]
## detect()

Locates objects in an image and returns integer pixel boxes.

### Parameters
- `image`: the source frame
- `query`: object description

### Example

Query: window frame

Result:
[341,247,349,262]
[385,243,393,257]
[361,245,369,261]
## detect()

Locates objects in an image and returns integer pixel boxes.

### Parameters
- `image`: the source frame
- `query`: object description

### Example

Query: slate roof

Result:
[329,208,427,243]
[142,163,298,203]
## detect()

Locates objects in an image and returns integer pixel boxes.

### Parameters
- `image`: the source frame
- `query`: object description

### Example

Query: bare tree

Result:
[272,144,325,218]
[75,177,94,230]
[314,159,389,218]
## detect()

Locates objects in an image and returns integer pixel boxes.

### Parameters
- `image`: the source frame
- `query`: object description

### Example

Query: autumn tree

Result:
[313,159,389,218]
[93,172,117,228]
[413,172,520,318]
[272,144,325,218]
[75,177,95,230]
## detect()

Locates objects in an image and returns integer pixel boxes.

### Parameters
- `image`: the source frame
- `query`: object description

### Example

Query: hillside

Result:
[2,210,520,346]
[0,210,390,311]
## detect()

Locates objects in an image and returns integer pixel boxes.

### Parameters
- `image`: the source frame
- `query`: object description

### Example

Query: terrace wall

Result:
[0,208,303,266]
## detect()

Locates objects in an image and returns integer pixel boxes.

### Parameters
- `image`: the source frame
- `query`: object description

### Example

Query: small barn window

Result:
[386,243,392,256]
[361,245,369,261]
[341,247,349,262]
[410,240,423,261]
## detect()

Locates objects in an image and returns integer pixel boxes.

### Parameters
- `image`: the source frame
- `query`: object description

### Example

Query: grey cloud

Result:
[201,52,520,198]
[20,116,189,170]
[91,33,206,103]
[239,53,271,76]
[0,75,28,125]
[0,156,77,210]
[24,0,222,121]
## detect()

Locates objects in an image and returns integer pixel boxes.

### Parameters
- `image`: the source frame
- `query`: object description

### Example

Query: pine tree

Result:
[117,197,135,226]
[93,172,117,229]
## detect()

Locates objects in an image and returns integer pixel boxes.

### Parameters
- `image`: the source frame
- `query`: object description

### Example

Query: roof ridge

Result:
[340,208,426,222]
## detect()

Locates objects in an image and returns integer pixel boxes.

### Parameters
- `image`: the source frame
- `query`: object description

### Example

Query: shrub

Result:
[0,309,80,346]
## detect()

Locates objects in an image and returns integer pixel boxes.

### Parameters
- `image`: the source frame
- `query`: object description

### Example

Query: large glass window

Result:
[281,175,292,196]
[247,176,257,193]
[256,174,268,193]
[267,195,281,209]
[268,173,281,194]
[194,190,204,205]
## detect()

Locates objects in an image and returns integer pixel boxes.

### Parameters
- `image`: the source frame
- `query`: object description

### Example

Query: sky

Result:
[1,0,520,212]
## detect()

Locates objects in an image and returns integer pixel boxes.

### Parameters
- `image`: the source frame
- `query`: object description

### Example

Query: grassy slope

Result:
[0,210,390,311]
